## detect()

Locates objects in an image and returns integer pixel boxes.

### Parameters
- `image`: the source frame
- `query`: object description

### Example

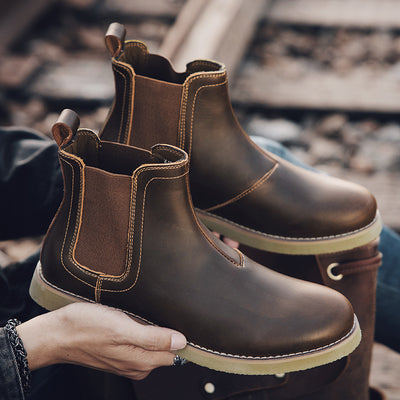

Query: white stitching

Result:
[196,209,381,242]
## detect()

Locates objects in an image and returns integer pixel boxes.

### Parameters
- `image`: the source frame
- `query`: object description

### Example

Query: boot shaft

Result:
[100,38,278,210]
[41,110,190,301]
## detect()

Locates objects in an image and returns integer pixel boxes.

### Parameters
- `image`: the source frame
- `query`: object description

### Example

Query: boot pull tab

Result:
[105,22,126,57]
[52,109,80,147]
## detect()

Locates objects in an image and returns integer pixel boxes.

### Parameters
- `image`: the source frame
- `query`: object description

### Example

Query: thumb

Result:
[129,324,187,352]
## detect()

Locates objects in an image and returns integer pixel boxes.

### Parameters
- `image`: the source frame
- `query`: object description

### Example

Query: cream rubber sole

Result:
[30,262,361,375]
[196,209,383,255]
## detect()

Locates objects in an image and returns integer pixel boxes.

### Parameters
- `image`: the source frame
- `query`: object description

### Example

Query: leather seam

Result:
[185,173,241,267]
[58,156,97,290]
[114,63,134,144]
[188,78,227,159]
[113,66,127,143]
[179,72,225,150]
[99,169,189,291]
[204,163,278,212]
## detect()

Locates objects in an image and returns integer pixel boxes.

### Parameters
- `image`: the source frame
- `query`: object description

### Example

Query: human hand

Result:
[212,231,239,248]
[16,302,187,380]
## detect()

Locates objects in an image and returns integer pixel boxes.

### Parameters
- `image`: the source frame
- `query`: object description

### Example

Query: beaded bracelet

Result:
[5,319,31,394]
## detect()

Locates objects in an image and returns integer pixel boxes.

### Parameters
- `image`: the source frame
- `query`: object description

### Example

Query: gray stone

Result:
[30,58,114,103]
[316,113,347,138]
[246,117,301,144]
[309,137,345,165]
[102,0,183,18]
[356,139,400,172]
[340,123,364,146]
[374,123,400,143]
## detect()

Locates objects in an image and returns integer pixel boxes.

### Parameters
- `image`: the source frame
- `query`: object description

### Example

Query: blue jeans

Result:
[251,135,400,353]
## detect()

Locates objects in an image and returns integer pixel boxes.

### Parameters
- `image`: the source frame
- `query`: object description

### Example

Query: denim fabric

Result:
[0,126,62,240]
[0,328,24,400]
[375,226,400,353]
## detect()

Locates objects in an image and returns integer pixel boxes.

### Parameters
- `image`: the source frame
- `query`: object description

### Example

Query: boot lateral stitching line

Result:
[58,156,98,289]
[204,163,278,212]
[184,171,242,267]
[99,169,189,290]
[63,154,186,286]
[100,159,188,285]
[113,67,127,143]
[113,62,135,144]
[179,72,225,149]
[188,78,227,159]
[60,151,128,284]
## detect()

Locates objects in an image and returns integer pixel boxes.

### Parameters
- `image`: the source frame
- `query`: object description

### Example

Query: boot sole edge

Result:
[29,262,361,375]
[197,209,383,255]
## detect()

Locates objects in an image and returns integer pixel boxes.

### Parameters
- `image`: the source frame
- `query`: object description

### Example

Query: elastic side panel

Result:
[130,76,183,150]
[74,166,131,276]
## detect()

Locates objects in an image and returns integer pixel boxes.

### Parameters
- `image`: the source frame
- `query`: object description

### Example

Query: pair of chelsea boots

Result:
[30,23,382,375]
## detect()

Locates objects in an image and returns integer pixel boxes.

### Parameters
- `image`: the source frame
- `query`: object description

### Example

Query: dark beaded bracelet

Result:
[5,319,31,394]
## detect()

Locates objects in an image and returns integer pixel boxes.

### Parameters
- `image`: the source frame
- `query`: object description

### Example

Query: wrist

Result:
[5,319,31,394]
[16,311,64,370]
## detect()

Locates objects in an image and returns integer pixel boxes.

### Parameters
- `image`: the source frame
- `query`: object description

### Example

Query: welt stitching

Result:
[187,319,356,359]
[100,170,189,291]
[197,209,379,241]
[204,163,278,212]
[179,72,225,149]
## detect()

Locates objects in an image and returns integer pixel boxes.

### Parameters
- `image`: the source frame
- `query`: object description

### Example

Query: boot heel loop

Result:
[105,22,126,57]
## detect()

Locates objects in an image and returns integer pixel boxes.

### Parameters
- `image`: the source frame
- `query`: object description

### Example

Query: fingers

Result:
[118,348,176,380]
[222,236,239,248]
[124,323,187,352]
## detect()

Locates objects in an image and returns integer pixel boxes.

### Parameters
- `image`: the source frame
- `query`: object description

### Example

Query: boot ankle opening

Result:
[63,129,99,167]
[63,133,183,176]
[119,43,223,84]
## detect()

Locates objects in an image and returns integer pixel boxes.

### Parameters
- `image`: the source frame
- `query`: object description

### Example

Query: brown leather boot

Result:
[133,240,382,399]
[30,110,362,375]
[239,240,382,399]
[100,23,382,256]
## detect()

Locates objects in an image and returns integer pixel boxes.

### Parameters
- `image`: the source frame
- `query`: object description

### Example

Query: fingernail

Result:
[171,333,187,350]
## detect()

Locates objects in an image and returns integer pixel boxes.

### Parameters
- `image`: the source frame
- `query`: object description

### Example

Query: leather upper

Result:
[41,131,356,358]
[100,41,378,240]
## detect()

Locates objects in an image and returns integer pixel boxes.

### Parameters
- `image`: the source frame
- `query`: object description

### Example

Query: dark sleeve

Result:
[0,328,25,400]
[0,127,63,240]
